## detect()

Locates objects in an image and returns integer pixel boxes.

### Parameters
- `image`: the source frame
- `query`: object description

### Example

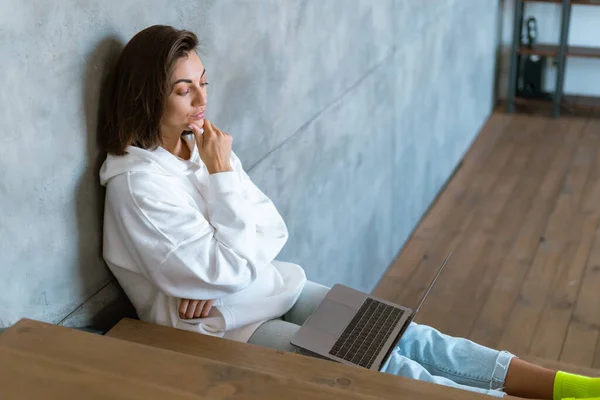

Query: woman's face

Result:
[160,51,208,137]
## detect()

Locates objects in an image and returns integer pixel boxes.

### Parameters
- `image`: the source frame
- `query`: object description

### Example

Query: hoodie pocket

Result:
[175,298,232,335]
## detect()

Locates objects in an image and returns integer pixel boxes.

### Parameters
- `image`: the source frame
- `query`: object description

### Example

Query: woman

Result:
[100,25,596,400]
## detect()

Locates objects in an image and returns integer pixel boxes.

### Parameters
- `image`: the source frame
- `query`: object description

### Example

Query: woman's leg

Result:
[503,358,555,399]
[382,351,506,397]
[247,318,301,353]
[392,323,515,391]
[249,318,506,397]
[248,302,551,398]
[282,281,330,326]
[392,322,555,399]
[256,284,585,399]
[248,281,329,353]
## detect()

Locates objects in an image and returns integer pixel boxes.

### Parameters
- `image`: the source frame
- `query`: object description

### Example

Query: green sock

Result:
[561,398,600,400]
[554,371,600,400]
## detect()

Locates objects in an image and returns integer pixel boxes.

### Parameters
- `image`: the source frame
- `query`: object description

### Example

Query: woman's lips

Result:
[191,112,205,120]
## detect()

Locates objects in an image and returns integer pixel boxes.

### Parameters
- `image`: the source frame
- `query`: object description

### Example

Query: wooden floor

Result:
[374,108,600,368]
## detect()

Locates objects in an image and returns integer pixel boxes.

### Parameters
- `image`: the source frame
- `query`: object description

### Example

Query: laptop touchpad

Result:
[309,300,356,337]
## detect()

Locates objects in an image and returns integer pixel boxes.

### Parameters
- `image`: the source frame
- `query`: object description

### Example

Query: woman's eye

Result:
[176,82,208,95]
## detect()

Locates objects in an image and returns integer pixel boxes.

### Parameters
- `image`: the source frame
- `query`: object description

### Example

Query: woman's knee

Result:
[397,322,459,359]
[381,350,437,381]
[283,280,330,325]
[247,319,301,353]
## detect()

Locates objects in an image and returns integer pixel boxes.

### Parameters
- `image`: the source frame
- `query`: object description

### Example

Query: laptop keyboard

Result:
[329,298,404,369]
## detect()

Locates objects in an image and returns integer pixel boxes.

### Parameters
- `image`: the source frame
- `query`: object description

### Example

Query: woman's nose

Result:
[193,90,207,107]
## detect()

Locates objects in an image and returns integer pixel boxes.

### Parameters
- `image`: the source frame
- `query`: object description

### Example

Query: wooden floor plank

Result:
[438,119,562,337]
[495,120,596,356]
[528,217,596,360]
[467,117,587,350]
[580,131,600,218]
[414,116,554,334]
[594,342,600,370]
[563,130,600,366]
[560,321,599,367]
[568,221,600,368]
[529,120,600,360]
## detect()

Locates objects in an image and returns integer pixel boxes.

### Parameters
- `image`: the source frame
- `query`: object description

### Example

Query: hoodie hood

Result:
[100,140,198,186]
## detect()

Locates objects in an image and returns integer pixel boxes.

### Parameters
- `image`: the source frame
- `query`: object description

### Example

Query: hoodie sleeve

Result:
[228,152,289,266]
[110,167,288,300]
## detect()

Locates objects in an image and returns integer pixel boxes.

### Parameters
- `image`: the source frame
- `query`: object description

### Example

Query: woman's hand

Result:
[189,119,232,174]
[179,299,215,319]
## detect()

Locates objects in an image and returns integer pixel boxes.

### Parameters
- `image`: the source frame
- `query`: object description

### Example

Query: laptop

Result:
[290,253,452,371]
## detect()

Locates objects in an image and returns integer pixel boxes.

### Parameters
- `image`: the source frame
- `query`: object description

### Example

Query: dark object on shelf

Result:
[506,0,600,118]
[518,56,550,100]
[517,17,551,100]
[525,17,538,48]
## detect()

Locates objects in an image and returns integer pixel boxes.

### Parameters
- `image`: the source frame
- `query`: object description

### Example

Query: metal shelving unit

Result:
[506,0,600,117]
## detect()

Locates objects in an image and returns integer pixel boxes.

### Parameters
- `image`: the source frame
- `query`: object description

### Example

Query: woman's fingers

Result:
[180,299,215,319]
[193,300,206,318]
[185,300,200,319]
[188,123,204,135]
[188,123,204,148]
[179,299,190,319]
[201,300,215,317]
[196,119,232,173]
[203,119,216,135]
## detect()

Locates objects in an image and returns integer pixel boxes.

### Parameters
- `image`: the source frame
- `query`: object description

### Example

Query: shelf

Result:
[563,94,600,108]
[513,95,600,111]
[518,44,560,57]
[517,44,600,59]
[568,46,600,58]
[524,0,600,5]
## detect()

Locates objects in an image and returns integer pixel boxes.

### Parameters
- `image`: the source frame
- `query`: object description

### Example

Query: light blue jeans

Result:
[248,281,515,398]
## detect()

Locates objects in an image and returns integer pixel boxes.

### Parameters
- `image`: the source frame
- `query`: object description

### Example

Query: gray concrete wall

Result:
[0,0,499,329]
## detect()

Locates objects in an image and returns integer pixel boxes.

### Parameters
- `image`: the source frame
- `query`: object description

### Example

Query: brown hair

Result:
[103,25,198,155]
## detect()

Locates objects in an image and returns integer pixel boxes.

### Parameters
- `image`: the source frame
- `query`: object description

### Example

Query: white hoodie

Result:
[99,135,306,342]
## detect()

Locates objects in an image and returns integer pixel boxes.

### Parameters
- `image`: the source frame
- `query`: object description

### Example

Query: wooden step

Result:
[0,318,379,400]
[106,318,511,400]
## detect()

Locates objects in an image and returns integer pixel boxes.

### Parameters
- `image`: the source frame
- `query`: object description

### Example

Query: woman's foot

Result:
[554,372,600,400]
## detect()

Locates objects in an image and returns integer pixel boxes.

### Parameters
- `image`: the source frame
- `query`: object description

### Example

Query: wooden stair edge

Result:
[1,318,382,400]
[105,318,516,400]
[106,319,600,394]
[108,319,600,377]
